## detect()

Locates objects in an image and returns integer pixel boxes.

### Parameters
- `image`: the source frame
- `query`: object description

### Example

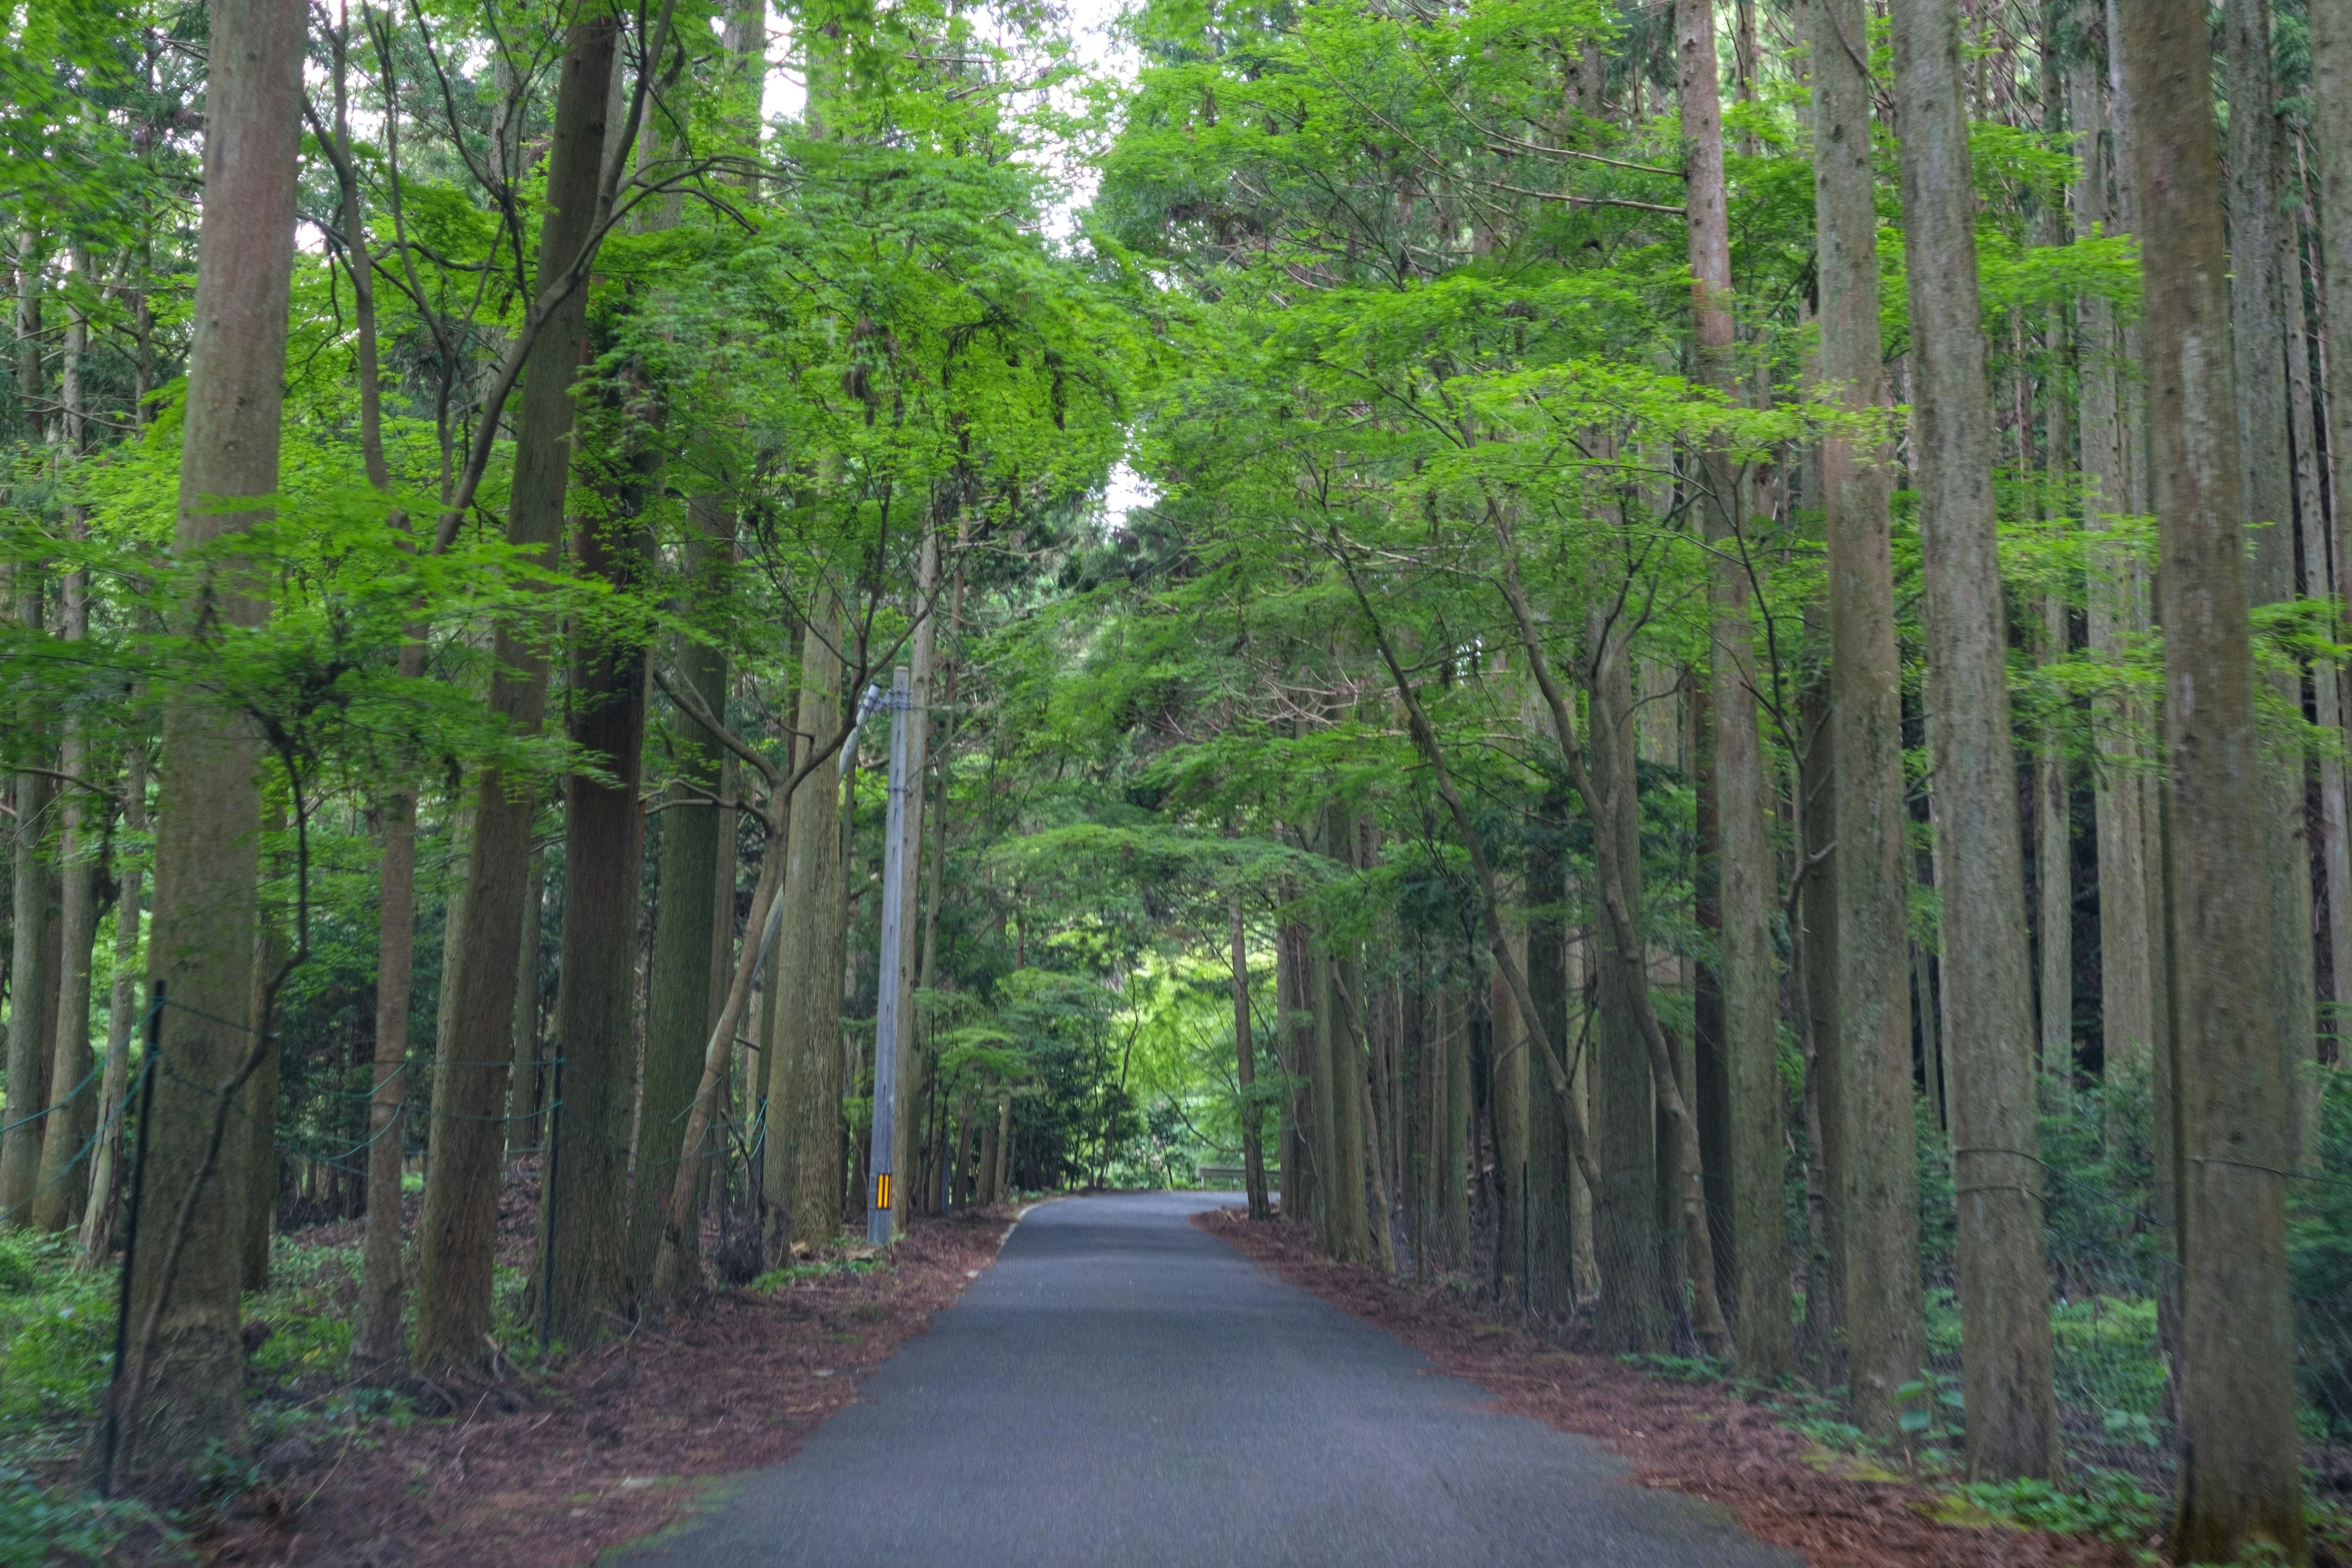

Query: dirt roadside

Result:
[1195,1208,2139,1568]
[204,1206,1020,1568]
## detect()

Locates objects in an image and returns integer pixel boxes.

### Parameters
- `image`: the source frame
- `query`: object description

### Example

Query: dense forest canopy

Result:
[6,0,2352,1561]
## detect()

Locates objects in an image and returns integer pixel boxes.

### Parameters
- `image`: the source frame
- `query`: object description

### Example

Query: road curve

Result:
[619,1191,1799,1567]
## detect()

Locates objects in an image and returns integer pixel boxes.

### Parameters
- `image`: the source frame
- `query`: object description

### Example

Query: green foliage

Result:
[0,1235,115,1437]
[0,1465,187,1568]
[1944,1469,2164,1544]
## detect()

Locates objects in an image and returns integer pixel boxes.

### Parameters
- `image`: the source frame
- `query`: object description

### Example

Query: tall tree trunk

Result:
[350,787,416,1367]
[326,28,427,1365]
[2290,186,2346,1159]
[116,0,304,1480]
[1589,607,1664,1351]
[2321,0,2352,667]
[2071,16,2154,1120]
[1442,982,1472,1270]
[2,245,52,1225]
[2,643,53,1220]
[1679,0,1788,1377]
[1794,684,1845,1378]
[1491,931,1528,1300]
[769,611,845,1251]
[414,8,618,1375]
[635,500,728,1285]
[1890,0,2060,1478]
[1813,0,1923,1442]
[241,820,288,1290]
[539,508,651,1340]
[1526,790,1574,1315]
[2226,0,2321,1170]
[1277,910,1310,1223]
[508,845,545,1151]
[78,750,146,1262]
[1232,886,1270,1220]
[33,505,96,1231]
[2035,590,2073,1102]
[2118,3,2309,1558]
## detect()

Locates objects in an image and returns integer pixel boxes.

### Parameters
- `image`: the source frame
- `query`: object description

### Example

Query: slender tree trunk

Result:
[636,501,728,1285]
[414,9,618,1374]
[1442,982,1472,1270]
[2,248,52,1226]
[2,669,52,1219]
[1813,0,1923,1442]
[770,611,845,1251]
[2072,20,2153,1119]
[508,846,545,1151]
[1233,886,1270,1220]
[1588,606,1666,1350]
[1277,910,1310,1223]
[539,510,650,1340]
[1491,932,1527,1300]
[2321,0,2352,671]
[1794,685,1845,1379]
[1328,807,1369,1263]
[2118,4,2308,1558]
[1526,790,1574,1315]
[240,822,288,1290]
[350,787,416,1367]
[1679,0,1786,1377]
[2036,594,2073,1100]
[78,751,146,1263]
[32,572,96,1232]
[1890,0,2060,1478]
[2226,0,2321,1169]
[874,531,939,1239]
[2287,189,2345,1158]
[116,0,304,1479]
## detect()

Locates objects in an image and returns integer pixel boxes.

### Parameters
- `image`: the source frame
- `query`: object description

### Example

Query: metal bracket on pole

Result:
[865,668,914,1245]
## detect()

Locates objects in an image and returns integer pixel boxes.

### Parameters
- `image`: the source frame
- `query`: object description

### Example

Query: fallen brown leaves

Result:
[1196,1208,2138,1568]
[210,1206,1017,1568]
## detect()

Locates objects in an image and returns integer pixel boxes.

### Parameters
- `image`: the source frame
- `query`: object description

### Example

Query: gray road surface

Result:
[618,1191,1800,1567]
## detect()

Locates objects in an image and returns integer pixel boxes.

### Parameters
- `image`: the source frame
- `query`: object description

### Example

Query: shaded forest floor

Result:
[1195,1208,2158,1568]
[200,1198,1020,1568]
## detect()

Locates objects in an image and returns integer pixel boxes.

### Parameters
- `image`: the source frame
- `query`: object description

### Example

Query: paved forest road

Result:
[619,1192,1799,1567]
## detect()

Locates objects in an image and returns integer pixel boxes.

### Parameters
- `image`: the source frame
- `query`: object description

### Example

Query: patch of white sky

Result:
[758,0,1156,531]
[298,0,1155,527]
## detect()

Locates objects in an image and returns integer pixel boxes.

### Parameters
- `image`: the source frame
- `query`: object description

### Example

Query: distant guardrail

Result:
[1195,1166,1281,1190]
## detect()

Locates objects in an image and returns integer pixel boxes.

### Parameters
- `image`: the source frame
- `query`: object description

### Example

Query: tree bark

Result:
[2071,20,2154,1115]
[2117,3,2309,1558]
[1813,0,1923,1443]
[1526,790,1575,1315]
[1679,0,1787,1377]
[508,846,545,1151]
[2,655,53,1220]
[539,512,650,1341]
[78,751,147,1262]
[1889,0,2060,1478]
[635,503,728,1286]
[414,7,618,1375]
[1232,886,1270,1220]
[2225,0,2321,1169]
[881,528,939,1239]
[1589,607,1667,1351]
[116,0,304,1480]
[1794,683,1845,1379]
[350,787,416,1367]
[769,610,845,1251]
[32,577,96,1233]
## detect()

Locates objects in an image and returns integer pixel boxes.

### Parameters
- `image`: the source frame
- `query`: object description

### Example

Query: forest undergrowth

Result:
[0,1170,1020,1567]
[1195,1207,2352,1568]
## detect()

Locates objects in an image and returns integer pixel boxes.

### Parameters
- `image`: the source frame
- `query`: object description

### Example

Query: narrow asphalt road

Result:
[620,1192,1800,1567]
